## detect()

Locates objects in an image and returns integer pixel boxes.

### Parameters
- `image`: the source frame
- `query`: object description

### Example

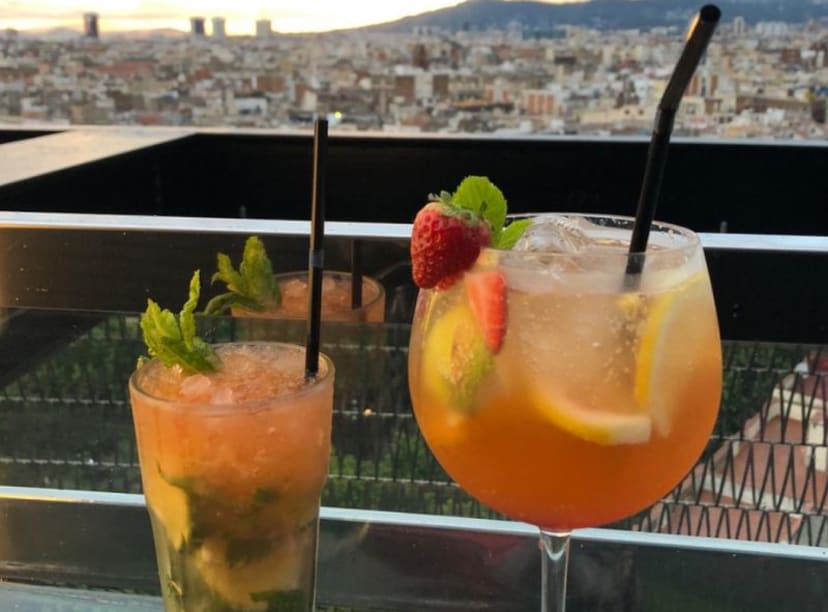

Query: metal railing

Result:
[0,312,826,544]
[0,212,825,608]
[0,216,824,545]
[0,488,825,611]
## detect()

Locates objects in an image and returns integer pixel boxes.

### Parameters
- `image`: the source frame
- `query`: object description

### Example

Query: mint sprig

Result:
[204,236,280,315]
[497,218,532,249]
[434,176,529,249]
[139,271,220,375]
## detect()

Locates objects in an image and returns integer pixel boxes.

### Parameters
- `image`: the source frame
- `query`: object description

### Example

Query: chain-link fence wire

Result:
[0,313,825,545]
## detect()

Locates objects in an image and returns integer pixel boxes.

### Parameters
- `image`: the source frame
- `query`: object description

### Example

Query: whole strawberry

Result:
[411,202,491,289]
[410,176,530,290]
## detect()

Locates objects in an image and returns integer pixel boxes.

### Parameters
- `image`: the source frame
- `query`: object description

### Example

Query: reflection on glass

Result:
[232,271,385,323]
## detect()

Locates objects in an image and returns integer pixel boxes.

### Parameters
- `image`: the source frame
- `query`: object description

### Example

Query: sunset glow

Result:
[0,1,582,35]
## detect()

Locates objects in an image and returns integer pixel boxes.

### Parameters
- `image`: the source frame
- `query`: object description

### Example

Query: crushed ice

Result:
[179,373,236,404]
[179,374,212,401]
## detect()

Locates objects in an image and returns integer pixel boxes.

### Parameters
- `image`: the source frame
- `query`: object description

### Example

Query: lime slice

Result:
[634,273,709,436]
[531,389,651,445]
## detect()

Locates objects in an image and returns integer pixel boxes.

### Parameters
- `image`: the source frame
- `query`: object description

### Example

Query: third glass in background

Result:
[232,271,385,323]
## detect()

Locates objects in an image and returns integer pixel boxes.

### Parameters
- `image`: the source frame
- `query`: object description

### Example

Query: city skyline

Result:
[0,0,579,35]
[1,12,823,140]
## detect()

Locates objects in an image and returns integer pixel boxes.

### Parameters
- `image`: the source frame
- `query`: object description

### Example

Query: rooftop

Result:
[0,125,825,608]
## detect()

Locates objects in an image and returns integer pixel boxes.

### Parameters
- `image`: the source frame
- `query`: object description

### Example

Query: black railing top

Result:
[0,125,826,234]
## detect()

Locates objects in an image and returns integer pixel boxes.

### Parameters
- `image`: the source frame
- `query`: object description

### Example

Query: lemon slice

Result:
[634,272,708,436]
[195,533,304,606]
[422,302,493,412]
[151,483,190,549]
[531,389,651,445]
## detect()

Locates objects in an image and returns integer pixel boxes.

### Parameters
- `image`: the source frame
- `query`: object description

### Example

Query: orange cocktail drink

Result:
[409,214,721,530]
[206,237,385,324]
[233,271,385,323]
[129,342,334,611]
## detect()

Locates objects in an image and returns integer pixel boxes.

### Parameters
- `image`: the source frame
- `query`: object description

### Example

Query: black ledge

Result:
[0,127,826,345]
[0,127,825,234]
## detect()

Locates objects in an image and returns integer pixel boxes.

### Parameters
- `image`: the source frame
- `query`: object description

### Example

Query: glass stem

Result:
[540,530,571,612]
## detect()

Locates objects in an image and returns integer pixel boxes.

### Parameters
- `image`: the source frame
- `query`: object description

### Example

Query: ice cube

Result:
[210,386,235,405]
[321,275,336,292]
[503,216,636,292]
[180,374,213,402]
[280,278,307,300]
[503,215,590,291]
[513,215,593,253]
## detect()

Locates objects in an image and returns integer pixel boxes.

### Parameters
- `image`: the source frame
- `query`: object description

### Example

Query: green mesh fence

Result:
[0,313,825,545]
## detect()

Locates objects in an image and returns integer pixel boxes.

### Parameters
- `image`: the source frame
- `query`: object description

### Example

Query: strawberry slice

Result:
[411,202,491,290]
[465,270,507,353]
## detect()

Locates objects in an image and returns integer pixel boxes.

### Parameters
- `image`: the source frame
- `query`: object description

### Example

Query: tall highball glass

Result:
[408,214,722,611]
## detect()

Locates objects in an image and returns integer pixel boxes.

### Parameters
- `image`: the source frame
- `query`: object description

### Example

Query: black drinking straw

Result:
[305,118,328,379]
[625,4,721,285]
[350,239,363,309]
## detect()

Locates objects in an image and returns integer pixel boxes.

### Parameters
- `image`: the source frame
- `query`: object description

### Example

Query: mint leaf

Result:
[139,271,219,375]
[495,218,532,249]
[212,253,245,294]
[444,176,530,249]
[157,463,282,555]
[206,236,280,315]
[204,292,264,317]
[226,536,273,568]
[179,272,200,351]
[250,589,306,611]
[240,237,279,304]
[452,176,507,238]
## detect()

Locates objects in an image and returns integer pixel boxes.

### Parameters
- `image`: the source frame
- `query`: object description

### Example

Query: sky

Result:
[0,1,581,35]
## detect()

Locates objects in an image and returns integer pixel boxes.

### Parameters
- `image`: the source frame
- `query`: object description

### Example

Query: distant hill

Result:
[361,0,828,32]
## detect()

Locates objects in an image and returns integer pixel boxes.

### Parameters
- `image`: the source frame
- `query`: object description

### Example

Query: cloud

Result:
[0,1,184,21]
[0,0,473,32]
[0,0,461,21]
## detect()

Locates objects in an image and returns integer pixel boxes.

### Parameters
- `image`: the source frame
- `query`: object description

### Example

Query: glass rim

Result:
[129,341,335,411]
[272,269,386,310]
[486,212,701,258]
